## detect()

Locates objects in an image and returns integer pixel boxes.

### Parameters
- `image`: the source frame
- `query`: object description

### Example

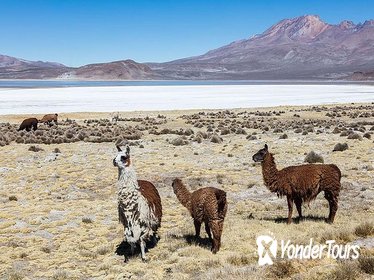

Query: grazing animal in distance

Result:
[172,178,227,253]
[18,118,38,131]
[113,145,162,261]
[39,113,58,126]
[252,144,341,224]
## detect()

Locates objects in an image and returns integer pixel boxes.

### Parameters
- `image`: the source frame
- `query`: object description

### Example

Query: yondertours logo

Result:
[256,235,360,266]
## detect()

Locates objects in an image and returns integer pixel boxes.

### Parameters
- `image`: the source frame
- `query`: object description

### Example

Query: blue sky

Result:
[1,0,373,67]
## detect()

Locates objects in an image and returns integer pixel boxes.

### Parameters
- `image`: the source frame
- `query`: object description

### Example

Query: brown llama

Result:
[39,113,58,126]
[113,145,162,261]
[172,178,227,253]
[18,118,38,131]
[252,144,341,224]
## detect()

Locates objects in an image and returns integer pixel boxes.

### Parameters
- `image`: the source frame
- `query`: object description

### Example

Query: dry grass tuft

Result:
[355,222,374,237]
[9,195,18,201]
[267,260,296,279]
[358,256,374,274]
[329,261,360,280]
[226,254,251,266]
[81,217,93,224]
[51,269,69,280]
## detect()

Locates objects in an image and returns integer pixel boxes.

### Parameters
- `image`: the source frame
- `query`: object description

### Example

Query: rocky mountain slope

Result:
[150,15,374,79]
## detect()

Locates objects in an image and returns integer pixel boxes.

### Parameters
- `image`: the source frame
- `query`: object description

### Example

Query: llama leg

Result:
[287,196,293,224]
[130,242,136,254]
[140,239,147,262]
[194,220,201,239]
[205,222,212,241]
[325,192,338,224]
[294,197,303,220]
[210,220,221,254]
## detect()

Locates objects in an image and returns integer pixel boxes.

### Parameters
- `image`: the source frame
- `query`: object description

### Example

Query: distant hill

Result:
[60,60,156,80]
[347,71,374,80]
[0,54,69,79]
[0,55,156,80]
[1,15,374,80]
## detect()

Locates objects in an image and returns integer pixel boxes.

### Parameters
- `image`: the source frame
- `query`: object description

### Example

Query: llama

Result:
[172,178,227,253]
[39,114,58,126]
[252,144,341,224]
[113,145,162,261]
[18,118,38,131]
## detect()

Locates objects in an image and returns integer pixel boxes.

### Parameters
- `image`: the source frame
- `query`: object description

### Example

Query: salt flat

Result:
[0,84,373,114]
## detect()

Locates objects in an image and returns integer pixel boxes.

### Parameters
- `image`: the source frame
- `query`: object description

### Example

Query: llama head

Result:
[171,178,183,192]
[252,144,268,162]
[113,145,131,169]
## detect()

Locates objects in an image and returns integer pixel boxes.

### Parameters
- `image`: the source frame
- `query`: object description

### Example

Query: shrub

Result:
[279,133,288,139]
[171,137,189,146]
[82,217,93,224]
[347,133,362,140]
[304,151,324,164]
[210,134,222,144]
[363,132,371,139]
[333,143,348,152]
[246,135,257,140]
[28,145,44,152]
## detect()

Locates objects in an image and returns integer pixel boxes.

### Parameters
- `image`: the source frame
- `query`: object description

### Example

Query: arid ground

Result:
[0,104,373,279]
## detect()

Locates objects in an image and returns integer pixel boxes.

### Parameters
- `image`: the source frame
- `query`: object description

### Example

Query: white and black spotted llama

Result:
[113,145,162,261]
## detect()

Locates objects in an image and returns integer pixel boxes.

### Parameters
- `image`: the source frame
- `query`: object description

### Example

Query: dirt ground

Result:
[0,104,373,279]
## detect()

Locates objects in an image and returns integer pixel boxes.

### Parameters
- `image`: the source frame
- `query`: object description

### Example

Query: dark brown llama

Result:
[172,178,227,253]
[18,118,38,131]
[252,144,341,224]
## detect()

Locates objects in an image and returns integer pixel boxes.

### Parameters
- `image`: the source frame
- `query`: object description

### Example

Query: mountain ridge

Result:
[1,15,374,80]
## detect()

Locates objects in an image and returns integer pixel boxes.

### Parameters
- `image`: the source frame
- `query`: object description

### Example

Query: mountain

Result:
[1,15,374,80]
[60,60,156,80]
[0,55,156,80]
[0,54,69,79]
[150,15,374,79]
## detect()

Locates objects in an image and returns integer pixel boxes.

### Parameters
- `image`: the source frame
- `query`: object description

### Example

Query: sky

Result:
[1,0,373,67]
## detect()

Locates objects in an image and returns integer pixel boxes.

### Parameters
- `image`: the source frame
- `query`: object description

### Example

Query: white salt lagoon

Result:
[0,84,373,115]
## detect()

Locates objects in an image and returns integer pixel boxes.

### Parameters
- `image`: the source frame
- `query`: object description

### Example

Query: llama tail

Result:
[214,189,227,219]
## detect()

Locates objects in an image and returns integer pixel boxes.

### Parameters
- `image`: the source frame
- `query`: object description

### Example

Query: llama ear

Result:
[116,145,122,152]
[264,144,268,150]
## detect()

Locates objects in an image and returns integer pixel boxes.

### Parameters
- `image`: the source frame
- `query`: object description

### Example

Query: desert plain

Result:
[0,103,373,280]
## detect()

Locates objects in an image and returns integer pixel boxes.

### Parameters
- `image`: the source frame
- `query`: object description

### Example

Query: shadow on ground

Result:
[262,215,327,224]
[115,235,160,261]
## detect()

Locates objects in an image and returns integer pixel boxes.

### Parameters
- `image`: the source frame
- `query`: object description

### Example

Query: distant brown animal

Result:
[172,178,227,253]
[252,144,341,224]
[39,113,58,126]
[18,118,38,131]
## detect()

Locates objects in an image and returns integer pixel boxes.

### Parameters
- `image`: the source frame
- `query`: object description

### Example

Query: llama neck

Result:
[261,153,279,192]
[174,183,192,213]
[117,166,139,194]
